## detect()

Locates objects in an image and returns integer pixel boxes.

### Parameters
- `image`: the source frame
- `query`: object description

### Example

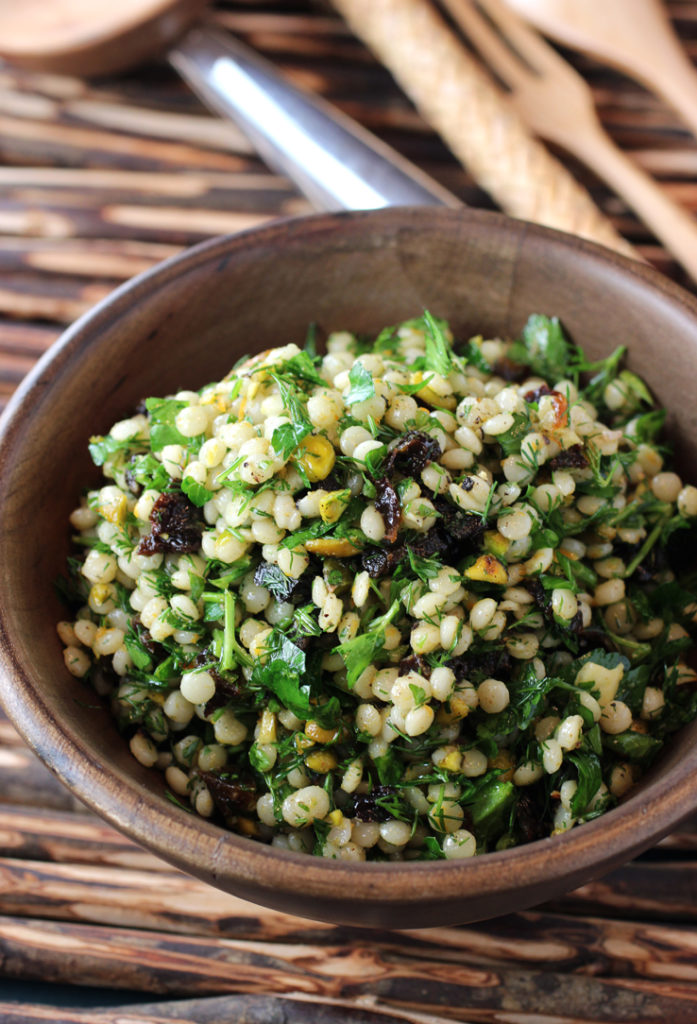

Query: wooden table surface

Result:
[2,1,697,1021]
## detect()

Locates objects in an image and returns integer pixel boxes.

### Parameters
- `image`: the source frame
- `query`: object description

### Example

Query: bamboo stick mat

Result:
[2,0,697,1019]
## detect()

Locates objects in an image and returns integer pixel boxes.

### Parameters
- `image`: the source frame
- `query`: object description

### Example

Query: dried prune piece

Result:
[433,498,486,544]
[203,675,246,717]
[515,790,547,844]
[192,648,246,715]
[362,503,481,578]
[319,470,343,493]
[288,566,316,606]
[399,653,432,679]
[449,647,512,684]
[192,646,219,669]
[408,530,448,560]
[523,383,553,404]
[362,545,403,578]
[198,771,257,817]
[138,490,202,555]
[352,785,399,823]
[574,627,615,654]
[374,477,401,544]
[492,356,526,383]
[525,577,548,613]
[292,633,313,653]
[384,430,441,477]
[547,445,588,470]
[568,609,584,634]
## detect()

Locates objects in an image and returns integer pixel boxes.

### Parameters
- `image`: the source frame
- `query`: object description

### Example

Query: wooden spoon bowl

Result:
[1,207,697,927]
[0,0,209,76]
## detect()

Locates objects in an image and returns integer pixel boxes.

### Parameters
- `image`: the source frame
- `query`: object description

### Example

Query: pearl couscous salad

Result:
[58,312,697,861]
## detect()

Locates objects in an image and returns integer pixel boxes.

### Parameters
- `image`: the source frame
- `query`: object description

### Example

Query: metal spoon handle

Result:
[169,26,459,211]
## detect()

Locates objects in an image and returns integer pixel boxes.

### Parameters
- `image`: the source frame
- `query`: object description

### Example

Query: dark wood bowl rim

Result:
[2,207,697,914]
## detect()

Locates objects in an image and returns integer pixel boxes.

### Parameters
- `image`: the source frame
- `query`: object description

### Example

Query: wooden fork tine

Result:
[440,0,528,89]
[474,0,565,72]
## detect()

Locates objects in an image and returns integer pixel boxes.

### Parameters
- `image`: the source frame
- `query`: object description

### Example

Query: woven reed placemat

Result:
[1,2,697,1020]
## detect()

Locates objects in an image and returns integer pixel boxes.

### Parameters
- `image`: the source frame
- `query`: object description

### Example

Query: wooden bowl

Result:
[1,207,697,928]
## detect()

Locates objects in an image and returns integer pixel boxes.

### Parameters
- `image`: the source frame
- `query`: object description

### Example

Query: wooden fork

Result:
[441,0,697,282]
[506,0,697,142]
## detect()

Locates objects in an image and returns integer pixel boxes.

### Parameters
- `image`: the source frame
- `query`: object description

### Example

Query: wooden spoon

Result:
[507,0,697,140]
[0,0,457,211]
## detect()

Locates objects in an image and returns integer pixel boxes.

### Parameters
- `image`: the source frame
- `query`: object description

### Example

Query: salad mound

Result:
[58,313,697,861]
